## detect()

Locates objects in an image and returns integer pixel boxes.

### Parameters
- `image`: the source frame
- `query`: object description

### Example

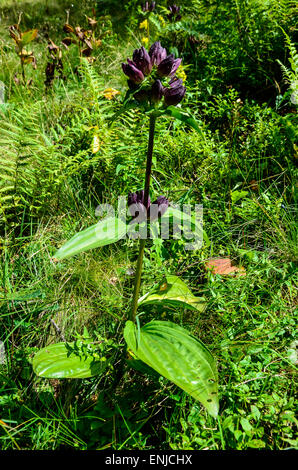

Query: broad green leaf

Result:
[20,29,38,46]
[54,216,127,260]
[160,206,209,248]
[126,357,160,378]
[124,320,219,418]
[33,342,105,378]
[158,106,202,134]
[138,275,206,312]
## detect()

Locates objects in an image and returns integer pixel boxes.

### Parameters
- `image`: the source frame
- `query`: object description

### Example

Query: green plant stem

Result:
[144,114,156,209]
[217,416,226,450]
[130,114,156,323]
[21,61,26,84]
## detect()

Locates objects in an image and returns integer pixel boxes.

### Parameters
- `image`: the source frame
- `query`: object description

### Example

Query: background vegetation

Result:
[0,0,297,450]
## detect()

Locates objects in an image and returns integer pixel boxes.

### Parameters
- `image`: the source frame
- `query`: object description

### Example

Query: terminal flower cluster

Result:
[122,41,186,106]
[128,190,169,222]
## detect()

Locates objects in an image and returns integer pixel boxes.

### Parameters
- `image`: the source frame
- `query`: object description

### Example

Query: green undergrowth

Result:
[0,0,297,450]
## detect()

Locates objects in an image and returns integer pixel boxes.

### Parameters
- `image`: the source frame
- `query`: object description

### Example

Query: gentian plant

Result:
[141,2,156,12]
[167,4,182,22]
[45,39,65,89]
[9,21,38,84]
[32,42,219,419]
[62,14,102,62]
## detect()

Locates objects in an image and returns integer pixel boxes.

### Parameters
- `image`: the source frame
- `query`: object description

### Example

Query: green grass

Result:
[0,0,297,451]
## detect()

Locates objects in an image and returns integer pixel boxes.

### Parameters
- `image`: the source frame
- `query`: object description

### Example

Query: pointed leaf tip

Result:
[124,320,219,418]
[54,217,127,260]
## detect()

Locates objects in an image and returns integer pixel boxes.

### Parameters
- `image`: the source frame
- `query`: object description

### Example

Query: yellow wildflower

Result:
[141,37,149,46]
[176,66,187,83]
[158,15,166,28]
[103,87,120,100]
[139,19,148,30]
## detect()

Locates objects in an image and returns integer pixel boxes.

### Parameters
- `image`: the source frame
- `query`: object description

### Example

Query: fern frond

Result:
[79,58,105,101]
[277,31,298,103]
[0,103,63,227]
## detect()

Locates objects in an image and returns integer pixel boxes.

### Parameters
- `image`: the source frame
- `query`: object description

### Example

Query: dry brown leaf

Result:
[249,180,259,191]
[63,23,74,34]
[205,258,246,276]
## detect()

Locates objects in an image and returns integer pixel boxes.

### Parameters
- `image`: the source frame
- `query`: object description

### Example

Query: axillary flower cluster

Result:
[128,190,169,222]
[122,41,186,107]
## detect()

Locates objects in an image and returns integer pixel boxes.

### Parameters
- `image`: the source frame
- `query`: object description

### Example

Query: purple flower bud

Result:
[128,190,150,207]
[164,79,186,106]
[142,1,155,11]
[155,195,169,217]
[170,57,182,76]
[127,79,148,102]
[149,41,167,66]
[127,77,150,102]
[128,192,138,206]
[157,54,174,76]
[128,191,168,222]
[151,79,164,103]
[167,4,182,21]
[133,46,152,76]
[148,195,169,221]
[128,190,150,221]
[170,4,180,15]
[157,55,182,77]
[122,60,144,84]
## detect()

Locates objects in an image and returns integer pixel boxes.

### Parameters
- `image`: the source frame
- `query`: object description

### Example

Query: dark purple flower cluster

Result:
[142,1,156,12]
[128,190,169,222]
[167,4,182,21]
[122,41,186,106]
